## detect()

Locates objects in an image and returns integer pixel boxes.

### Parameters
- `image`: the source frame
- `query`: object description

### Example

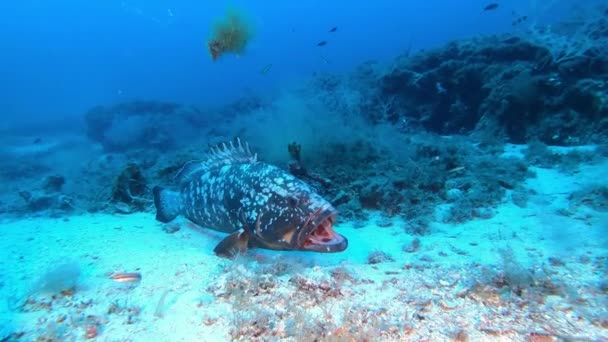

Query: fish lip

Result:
[298,207,348,252]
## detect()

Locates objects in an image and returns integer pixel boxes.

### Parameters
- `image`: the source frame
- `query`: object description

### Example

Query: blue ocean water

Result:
[0,1,607,341]
[0,0,578,128]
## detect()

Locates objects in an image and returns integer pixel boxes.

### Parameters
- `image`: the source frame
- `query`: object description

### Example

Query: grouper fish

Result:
[153,139,348,258]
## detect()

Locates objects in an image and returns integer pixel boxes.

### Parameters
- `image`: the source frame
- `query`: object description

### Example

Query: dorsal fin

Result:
[207,138,257,166]
[174,138,257,183]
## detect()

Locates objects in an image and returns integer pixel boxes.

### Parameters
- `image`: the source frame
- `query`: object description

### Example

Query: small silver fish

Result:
[260,64,272,75]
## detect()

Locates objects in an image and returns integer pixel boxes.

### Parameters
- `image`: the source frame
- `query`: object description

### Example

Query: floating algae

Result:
[207,9,254,61]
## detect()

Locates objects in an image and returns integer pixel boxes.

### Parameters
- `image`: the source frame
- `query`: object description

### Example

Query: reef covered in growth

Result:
[315,9,608,146]
[2,7,607,228]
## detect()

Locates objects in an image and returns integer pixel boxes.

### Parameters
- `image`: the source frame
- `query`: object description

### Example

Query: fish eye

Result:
[288,196,299,207]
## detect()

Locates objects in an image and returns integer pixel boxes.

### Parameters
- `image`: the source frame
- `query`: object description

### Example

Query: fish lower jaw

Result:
[302,216,348,252]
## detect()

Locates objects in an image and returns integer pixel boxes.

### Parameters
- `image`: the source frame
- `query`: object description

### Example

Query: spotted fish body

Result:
[153,139,348,258]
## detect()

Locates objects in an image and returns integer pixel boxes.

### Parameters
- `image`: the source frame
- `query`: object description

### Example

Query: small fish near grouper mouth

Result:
[153,138,348,259]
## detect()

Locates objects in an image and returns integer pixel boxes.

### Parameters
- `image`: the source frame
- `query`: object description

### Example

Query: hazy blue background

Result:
[0,0,582,129]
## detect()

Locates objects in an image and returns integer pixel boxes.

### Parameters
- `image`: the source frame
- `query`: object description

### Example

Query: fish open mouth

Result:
[300,209,348,252]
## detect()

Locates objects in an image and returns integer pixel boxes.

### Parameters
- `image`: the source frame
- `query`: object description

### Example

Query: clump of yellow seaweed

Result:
[207,9,253,61]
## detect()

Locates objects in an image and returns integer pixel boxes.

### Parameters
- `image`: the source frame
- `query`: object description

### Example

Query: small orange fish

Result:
[109,272,142,283]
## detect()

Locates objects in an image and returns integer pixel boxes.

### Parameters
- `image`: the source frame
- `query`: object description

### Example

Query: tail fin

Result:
[153,186,182,223]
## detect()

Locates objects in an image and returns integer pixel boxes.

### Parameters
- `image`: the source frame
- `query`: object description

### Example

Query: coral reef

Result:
[83,101,205,152]
[110,163,149,213]
[43,175,65,193]
[523,141,598,172]
[313,12,608,146]
[307,133,531,225]
[287,142,301,162]
[16,174,74,215]
[9,7,607,229]
[18,191,73,214]
[570,185,608,212]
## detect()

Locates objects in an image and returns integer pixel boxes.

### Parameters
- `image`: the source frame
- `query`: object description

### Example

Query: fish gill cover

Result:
[0,1,607,341]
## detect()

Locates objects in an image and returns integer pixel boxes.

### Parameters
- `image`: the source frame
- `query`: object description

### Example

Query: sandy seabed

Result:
[1,148,607,342]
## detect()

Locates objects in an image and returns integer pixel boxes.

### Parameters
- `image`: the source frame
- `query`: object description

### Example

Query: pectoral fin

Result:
[213,230,249,259]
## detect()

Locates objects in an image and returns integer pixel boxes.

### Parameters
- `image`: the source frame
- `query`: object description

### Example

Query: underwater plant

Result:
[207,9,253,61]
